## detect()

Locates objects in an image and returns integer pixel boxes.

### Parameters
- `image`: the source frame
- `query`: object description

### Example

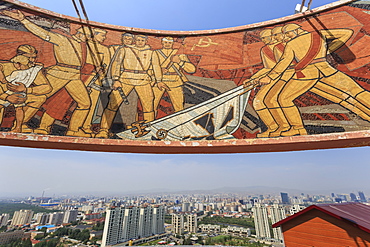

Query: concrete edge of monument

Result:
[1,130,369,154]
[0,0,368,154]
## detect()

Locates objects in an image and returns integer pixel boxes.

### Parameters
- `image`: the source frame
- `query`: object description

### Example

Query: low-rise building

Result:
[83,212,102,220]
[0,230,30,245]
[221,226,251,237]
[198,224,220,233]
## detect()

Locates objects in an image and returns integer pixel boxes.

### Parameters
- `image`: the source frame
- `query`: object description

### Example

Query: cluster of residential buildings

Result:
[171,213,197,234]
[102,205,166,247]
[4,209,80,228]
[0,190,368,246]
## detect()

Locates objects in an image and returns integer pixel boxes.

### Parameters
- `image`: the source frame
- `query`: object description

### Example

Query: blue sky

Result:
[1,0,369,198]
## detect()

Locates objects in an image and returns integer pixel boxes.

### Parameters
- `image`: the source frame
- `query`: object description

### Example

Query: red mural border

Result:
[1,0,369,154]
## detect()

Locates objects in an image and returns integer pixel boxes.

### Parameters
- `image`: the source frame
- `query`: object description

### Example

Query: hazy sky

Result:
[1,0,369,198]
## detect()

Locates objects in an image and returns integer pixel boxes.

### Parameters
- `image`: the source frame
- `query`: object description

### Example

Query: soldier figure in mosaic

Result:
[0,45,51,133]
[258,23,370,136]
[80,28,112,135]
[96,34,162,138]
[2,10,92,137]
[30,27,94,137]
[244,29,292,138]
[153,37,196,117]
[249,26,296,138]
[109,33,134,55]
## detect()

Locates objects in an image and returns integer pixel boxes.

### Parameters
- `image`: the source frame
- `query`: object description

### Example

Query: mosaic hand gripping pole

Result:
[0,0,369,153]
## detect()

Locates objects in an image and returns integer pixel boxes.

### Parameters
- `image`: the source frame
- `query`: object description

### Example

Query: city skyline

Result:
[1,144,369,197]
[1,0,369,198]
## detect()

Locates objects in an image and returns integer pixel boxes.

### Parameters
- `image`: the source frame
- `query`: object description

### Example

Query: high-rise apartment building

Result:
[187,214,197,233]
[152,206,165,235]
[138,206,153,238]
[350,193,358,202]
[182,202,190,212]
[102,206,165,247]
[121,206,140,241]
[63,210,78,224]
[35,213,50,225]
[102,207,126,247]
[252,203,271,240]
[270,204,286,242]
[0,214,9,227]
[172,214,184,234]
[11,210,33,226]
[280,192,290,204]
[48,212,65,225]
[358,191,367,202]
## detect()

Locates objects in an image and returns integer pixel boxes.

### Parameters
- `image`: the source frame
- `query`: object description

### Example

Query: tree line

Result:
[198,215,255,228]
[0,203,54,217]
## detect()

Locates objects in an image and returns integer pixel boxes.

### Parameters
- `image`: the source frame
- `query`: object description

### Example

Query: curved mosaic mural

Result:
[0,0,369,152]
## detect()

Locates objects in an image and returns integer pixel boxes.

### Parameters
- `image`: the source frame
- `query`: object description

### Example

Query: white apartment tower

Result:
[122,206,140,241]
[270,204,286,242]
[172,214,184,234]
[252,203,271,240]
[152,206,165,235]
[35,213,50,225]
[63,210,78,224]
[102,206,165,247]
[182,202,190,212]
[102,207,126,247]
[187,214,197,233]
[138,207,153,238]
[0,214,10,227]
[11,210,33,226]
[48,212,65,225]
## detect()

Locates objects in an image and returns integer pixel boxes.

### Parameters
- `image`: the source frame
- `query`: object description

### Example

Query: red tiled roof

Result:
[273,203,370,233]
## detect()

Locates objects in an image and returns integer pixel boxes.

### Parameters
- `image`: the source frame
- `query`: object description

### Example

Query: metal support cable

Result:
[300,0,306,12]
[70,0,103,70]
[308,0,313,10]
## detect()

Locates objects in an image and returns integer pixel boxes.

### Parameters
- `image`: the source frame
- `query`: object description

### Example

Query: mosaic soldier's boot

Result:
[34,112,54,135]
[268,108,291,137]
[65,128,92,138]
[21,124,33,133]
[280,106,307,137]
[21,106,39,133]
[95,108,116,138]
[255,109,278,138]
[95,129,110,138]
[66,109,91,138]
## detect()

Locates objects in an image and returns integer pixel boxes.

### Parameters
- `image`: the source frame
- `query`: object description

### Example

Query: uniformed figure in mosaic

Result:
[153,37,196,117]
[81,28,112,135]
[258,23,370,136]
[3,10,91,137]
[96,35,162,138]
[0,45,51,133]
